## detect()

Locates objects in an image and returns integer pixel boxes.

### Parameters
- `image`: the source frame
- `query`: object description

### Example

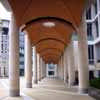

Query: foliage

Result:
[90,78,100,89]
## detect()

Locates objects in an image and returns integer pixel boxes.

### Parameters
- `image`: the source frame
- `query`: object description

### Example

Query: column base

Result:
[79,88,88,94]
[33,80,38,84]
[69,82,75,86]
[9,89,20,97]
[64,80,68,83]
[38,79,41,81]
[26,82,32,88]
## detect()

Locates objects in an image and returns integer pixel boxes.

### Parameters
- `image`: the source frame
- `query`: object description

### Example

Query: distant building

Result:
[46,64,57,78]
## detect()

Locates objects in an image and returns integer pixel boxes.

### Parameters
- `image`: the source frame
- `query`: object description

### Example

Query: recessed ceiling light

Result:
[43,22,55,27]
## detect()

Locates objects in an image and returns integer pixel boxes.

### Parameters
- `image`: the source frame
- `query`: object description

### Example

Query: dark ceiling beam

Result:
[42,56,60,63]
[41,53,60,57]
[39,50,62,57]
[38,48,62,53]
[35,38,67,46]
[42,54,60,60]
[22,16,75,31]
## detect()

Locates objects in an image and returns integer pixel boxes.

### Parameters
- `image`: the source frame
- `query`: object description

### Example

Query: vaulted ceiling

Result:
[4,0,87,63]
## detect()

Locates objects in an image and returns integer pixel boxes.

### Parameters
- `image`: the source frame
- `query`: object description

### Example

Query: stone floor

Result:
[0,77,96,100]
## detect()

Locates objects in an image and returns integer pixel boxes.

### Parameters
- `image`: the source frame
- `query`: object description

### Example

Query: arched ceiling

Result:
[8,0,86,26]
[24,18,73,63]
[6,0,87,63]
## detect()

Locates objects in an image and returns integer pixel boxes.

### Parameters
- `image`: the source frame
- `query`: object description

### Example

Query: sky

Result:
[0,2,11,20]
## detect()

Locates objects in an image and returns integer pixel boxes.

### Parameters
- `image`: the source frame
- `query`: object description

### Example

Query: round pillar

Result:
[37,53,41,81]
[77,12,89,93]
[41,58,44,79]
[25,32,32,88]
[64,48,68,83]
[9,14,19,96]
[43,60,46,78]
[33,46,37,84]
[67,42,75,86]
[60,56,64,80]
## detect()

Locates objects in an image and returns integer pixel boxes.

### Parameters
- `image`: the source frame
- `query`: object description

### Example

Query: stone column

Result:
[33,46,37,84]
[41,58,44,79]
[37,53,39,81]
[55,64,57,77]
[60,56,64,80]
[59,59,62,79]
[37,53,41,81]
[58,61,61,79]
[39,57,42,80]
[46,64,48,77]
[25,32,32,88]
[42,60,44,78]
[43,60,46,78]
[9,14,19,96]
[67,41,75,86]
[39,57,42,79]
[57,63,59,78]
[64,48,68,83]
[77,11,89,93]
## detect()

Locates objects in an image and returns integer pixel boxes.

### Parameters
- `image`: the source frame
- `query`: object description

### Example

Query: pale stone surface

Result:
[37,54,41,81]
[9,14,19,96]
[3,96,33,100]
[58,57,64,80]
[67,42,75,86]
[25,32,32,88]
[63,48,68,83]
[40,58,43,79]
[42,61,46,78]
[33,47,37,84]
[0,78,95,100]
[61,56,64,80]
[40,58,46,79]
[77,11,89,93]
[23,78,95,100]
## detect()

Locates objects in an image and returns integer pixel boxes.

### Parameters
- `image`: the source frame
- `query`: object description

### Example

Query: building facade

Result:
[86,0,100,78]
[46,64,57,78]
[0,20,9,77]
[71,0,100,80]
[0,19,24,77]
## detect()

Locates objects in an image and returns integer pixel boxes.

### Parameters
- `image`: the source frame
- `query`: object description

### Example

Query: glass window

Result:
[2,27,9,35]
[94,0,98,15]
[48,64,55,69]
[48,71,54,75]
[88,45,94,64]
[87,23,93,40]
[86,7,91,19]
[95,19,99,37]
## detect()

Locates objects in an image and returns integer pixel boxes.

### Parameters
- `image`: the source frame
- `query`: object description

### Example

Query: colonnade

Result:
[57,11,89,93]
[9,10,89,97]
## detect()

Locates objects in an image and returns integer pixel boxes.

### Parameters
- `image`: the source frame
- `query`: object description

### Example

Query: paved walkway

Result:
[0,77,95,100]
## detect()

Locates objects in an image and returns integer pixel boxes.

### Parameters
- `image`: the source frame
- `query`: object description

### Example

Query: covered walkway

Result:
[0,0,95,99]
